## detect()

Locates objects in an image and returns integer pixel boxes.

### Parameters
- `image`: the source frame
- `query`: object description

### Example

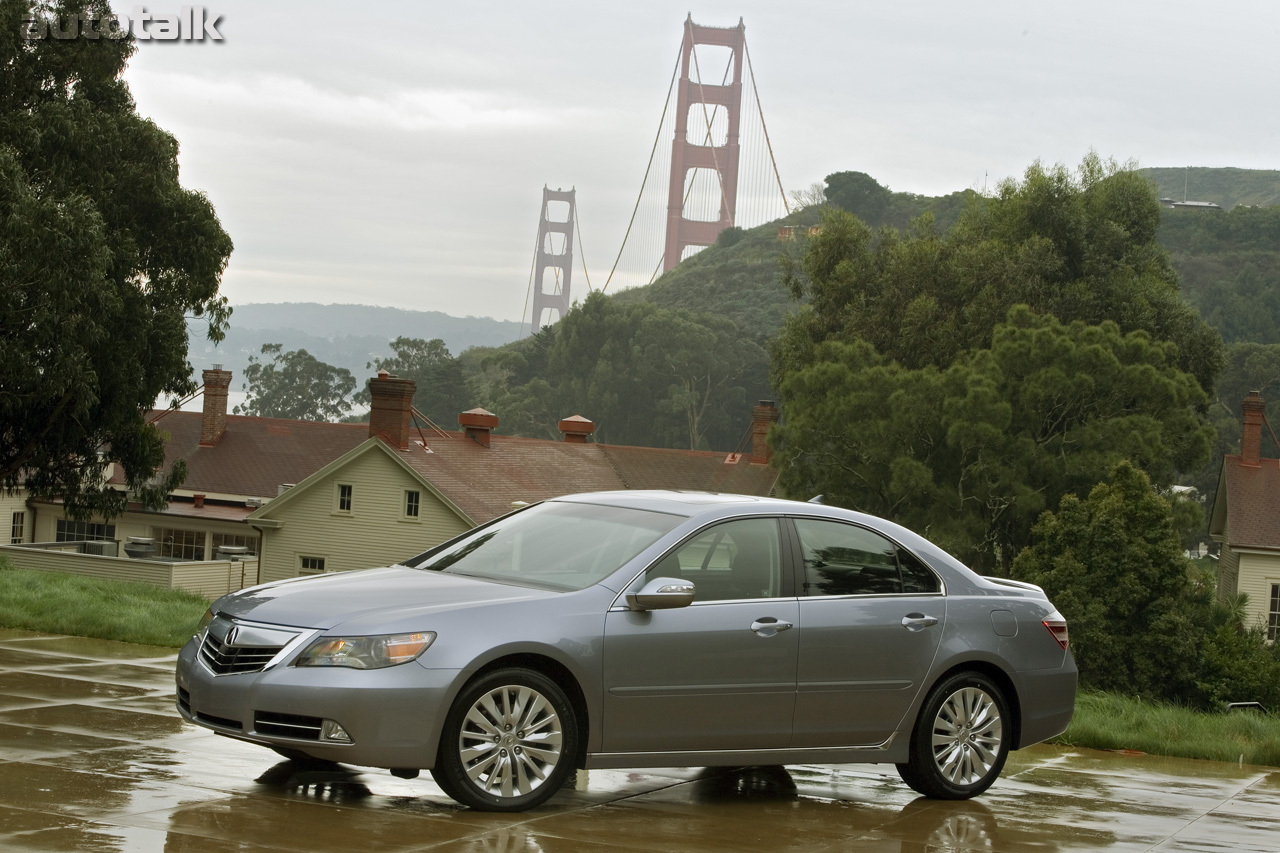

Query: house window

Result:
[300,556,326,575]
[155,527,205,561]
[405,490,420,519]
[11,512,24,544]
[55,520,116,542]
[337,484,353,513]
[212,533,259,557]
[1270,584,1280,642]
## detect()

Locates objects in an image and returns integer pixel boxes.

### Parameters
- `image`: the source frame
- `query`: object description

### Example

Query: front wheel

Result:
[896,671,1010,799]
[430,668,578,811]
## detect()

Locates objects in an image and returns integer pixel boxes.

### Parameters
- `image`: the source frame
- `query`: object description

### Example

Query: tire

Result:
[430,668,578,811]
[896,671,1010,800]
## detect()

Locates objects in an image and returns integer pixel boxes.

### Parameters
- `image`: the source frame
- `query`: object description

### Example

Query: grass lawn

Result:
[1052,690,1280,767]
[0,559,208,648]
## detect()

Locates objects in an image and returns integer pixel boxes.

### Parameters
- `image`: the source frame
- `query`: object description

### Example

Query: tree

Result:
[773,308,1212,572]
[357,337,468,428]
[633,309,767,449]
[789,182,827,210]
[1011,463,1209,702]
[821,170,976,233]
[236,344,355,422]
[780,156,1224,394]
[1179,342,1280,547]
[0,0,233,519]
[476,293,769,450]
[1012,461,1280,709]
[772,155,1226,569]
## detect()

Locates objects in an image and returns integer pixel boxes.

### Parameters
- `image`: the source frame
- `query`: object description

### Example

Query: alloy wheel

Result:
[458,683,564,799]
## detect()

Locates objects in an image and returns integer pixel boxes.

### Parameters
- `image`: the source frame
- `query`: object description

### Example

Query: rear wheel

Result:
[430,668,577,811]
[896,671,1010,799]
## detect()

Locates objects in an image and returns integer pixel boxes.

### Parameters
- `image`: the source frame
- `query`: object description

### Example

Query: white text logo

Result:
[22,6,224,41]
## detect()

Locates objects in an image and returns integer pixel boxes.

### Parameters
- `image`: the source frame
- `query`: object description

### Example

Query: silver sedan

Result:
[176,491,1076,811]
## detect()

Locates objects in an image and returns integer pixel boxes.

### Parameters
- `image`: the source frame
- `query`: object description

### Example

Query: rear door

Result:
[788,517,946,747]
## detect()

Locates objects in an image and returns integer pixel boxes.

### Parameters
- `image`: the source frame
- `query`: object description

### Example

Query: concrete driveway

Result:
[1,627,1278,852]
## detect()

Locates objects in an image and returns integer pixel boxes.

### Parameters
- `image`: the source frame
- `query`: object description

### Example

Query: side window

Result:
[794,519,938,596]
[899,547,942,593]
[646,518,782,602]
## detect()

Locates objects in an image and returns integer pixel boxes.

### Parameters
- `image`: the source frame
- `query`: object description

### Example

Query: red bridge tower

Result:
[662,16,745,272]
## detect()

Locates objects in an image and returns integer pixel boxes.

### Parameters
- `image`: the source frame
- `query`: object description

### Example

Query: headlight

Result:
[294,632,436,669]
[195,608,215,635]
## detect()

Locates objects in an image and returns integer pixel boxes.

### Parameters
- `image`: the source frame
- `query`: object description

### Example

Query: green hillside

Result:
[609,210,818,342]
[1159,204,1280,345]
[1141,166,1280,208]
[610,170,978,341]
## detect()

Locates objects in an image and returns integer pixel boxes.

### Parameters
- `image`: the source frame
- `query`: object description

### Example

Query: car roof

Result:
[549,490,996,595]
[549,489,791,516]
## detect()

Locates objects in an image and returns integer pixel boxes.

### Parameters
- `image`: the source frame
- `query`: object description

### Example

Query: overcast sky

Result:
[116,1,1280,326]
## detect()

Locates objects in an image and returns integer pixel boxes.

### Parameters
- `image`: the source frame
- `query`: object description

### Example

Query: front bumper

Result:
[175,633,463,769]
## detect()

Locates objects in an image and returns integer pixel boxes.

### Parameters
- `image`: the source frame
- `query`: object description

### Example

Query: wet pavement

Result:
[1,628,1278,853]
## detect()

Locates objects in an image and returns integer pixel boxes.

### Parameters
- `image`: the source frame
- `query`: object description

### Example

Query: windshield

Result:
[406,501,683,590]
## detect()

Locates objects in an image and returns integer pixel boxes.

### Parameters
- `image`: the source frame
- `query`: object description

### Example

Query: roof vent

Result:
[558,415,596,443]
[459,408,499,448]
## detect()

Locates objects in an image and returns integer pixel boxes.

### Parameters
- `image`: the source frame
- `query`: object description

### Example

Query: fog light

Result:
[321,720,352,743]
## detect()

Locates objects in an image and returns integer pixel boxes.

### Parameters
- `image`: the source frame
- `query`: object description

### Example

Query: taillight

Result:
[1043,610,1069,650]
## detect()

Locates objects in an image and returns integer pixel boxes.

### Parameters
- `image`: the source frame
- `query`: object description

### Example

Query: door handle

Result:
[901,613,939,632]
[751,618,793,637]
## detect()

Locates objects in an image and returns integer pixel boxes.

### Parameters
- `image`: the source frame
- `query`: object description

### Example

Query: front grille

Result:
[200,631,284,675]
[197,711,244,731]
[255,711,324,740]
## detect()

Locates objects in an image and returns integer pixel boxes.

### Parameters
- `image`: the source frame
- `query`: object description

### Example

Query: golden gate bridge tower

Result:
[663,16,745,272]
[522,16,787,333]
[530,186,576,333]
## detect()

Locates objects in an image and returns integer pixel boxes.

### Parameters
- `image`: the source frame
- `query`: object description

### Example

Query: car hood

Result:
[214,566,558,631]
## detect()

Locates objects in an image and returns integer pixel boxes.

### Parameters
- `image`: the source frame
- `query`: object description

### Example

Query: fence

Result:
[0,543,260,600]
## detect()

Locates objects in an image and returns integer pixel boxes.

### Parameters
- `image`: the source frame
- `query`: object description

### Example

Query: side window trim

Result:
[782,514,945,598]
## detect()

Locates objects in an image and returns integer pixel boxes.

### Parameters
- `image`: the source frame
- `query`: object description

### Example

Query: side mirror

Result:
[626,577,695,611]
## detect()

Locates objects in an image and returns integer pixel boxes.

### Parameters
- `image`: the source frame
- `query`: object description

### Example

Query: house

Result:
[1209,392,1280,639]
[14,368,781,588]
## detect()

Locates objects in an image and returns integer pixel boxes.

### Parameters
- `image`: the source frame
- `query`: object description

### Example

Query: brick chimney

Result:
[368,370,416,450]
[459,407,499,448]
[200,366,232,446]
[750,400,780,464]
[558,415,596,443]
[1242,391,1266,467]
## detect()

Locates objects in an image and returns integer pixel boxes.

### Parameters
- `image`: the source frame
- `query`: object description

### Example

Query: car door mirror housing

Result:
[627,577,695,610]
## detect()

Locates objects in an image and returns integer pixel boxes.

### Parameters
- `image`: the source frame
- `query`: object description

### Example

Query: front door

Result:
[601,518,798,753]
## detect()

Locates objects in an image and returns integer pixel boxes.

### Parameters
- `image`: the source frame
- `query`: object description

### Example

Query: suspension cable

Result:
[746,39,790,215]
[574,200,593,291]
[520,214,539,335]
[602,46,682,293]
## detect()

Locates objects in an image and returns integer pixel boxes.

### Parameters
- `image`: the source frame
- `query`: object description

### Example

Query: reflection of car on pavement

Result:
[175,490,1076,811]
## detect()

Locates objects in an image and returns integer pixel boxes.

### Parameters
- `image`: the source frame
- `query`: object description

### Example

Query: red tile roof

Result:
[393,434,625,523]
[124,411,779,524]
[392,433,778,524]
[114,411,368,498]
[599,444,778,496]
[1218,455,1280,550]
